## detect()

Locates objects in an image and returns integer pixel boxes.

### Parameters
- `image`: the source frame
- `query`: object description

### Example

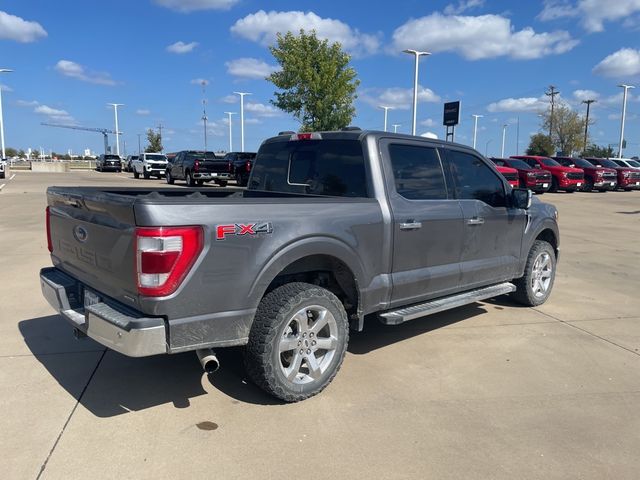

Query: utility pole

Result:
[201,80,208,154]
[107,103,124,156]
[234,92,251,152]
[392,124,401,133]
[617,84,635,158]
[137,133,141,154]
[402,49,431,136]
[224,112,236,152]
[582,99,596,153]
[501,124,508,158]
[157,123,163,152]
[472,114,483,149]
[379,106,392,132]
[545,85,559,138]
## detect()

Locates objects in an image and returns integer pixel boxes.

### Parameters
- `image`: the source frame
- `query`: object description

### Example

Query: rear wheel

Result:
[512,240,556,307]
[197,180,204,186]
[186,171,195,187]
[244,282,349,402]
[215,180,228,187]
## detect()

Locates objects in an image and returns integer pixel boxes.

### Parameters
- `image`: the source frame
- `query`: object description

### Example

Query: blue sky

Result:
[0,0,639,157]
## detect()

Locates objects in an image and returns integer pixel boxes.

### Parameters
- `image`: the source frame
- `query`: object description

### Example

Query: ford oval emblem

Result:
[73,225,88,243]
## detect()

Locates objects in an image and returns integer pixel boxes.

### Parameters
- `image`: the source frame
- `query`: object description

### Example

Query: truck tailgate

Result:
[47,187,139,304]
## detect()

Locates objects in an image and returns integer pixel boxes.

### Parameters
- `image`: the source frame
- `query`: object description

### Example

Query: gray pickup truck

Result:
[40,130,559,402]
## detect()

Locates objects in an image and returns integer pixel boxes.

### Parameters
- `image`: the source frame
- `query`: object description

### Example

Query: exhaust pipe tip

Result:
[196,348,220,374]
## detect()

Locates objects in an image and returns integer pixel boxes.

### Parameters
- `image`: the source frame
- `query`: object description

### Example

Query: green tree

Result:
[268,30,360,132]
[526,133,555,156]
[145,128,163,153]
[4,147,18,158]
[583,143,614,158]
[541,104,585,155]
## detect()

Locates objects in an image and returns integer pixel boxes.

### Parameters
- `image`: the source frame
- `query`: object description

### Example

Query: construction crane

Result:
[41,123,119,155]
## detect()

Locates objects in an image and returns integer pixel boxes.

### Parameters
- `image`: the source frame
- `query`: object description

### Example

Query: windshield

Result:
[104,155,120,160]
[186,151,218,160]
[541,158,561,167]
[573,159,593,168]
[597,159,620,168]
[146,154,167,161]
[507,159,531,170]
[250,139,368,197]
[628,160,640,168]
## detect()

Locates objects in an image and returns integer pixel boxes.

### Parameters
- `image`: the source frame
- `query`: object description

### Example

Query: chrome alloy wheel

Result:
[278,305,339,385]
[531,252,553,298]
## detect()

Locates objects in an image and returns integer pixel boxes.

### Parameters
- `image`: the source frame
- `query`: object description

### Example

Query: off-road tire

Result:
[244,282,349,402]
[166,171,174,184]
[133,170,139,179]
[512,240,556,307]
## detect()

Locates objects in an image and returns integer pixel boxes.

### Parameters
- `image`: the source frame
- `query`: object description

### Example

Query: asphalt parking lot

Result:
[1,170,639,480]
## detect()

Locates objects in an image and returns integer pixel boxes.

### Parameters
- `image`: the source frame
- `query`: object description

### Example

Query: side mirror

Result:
[511,188,532,209]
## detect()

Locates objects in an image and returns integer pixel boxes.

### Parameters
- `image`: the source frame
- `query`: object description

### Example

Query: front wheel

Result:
[583,178,594,192]
[166,171,174,184]
[133,170,139,179]
[244,282,349,402]
[143,171,150,179]
[549,177,558,193]
[512,240,556,307]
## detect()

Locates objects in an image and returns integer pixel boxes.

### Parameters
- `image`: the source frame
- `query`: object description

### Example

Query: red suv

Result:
[584,158,640,191]
[491,157,551,193]
[553,157,617,192]
[489,161,519,188]
[511,155,584,192]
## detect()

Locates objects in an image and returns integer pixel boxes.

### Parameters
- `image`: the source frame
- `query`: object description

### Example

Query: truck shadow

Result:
[349,303,490,354]
[19,315,279,415]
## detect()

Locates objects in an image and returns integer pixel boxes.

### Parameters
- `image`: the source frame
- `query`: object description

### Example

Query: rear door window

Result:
[387,144,447,199]
[250,139,368,197]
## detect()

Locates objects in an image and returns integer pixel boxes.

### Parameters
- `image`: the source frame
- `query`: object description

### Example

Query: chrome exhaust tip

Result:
[196,348,220,374]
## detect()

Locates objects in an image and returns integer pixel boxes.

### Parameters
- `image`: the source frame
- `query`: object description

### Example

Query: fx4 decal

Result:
[215,222,273,240]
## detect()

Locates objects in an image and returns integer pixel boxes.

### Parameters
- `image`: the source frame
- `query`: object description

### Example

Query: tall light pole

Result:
[107,103,124,156]
[137,133,142,154]
[234,92,251,151]
[200,81,208,154]
[485,139,492,157]
[0,69,13,159]
[501,124,508,158]
[392,124,401,133]
[402,49,431,136]
[379,106,393,132]
[224,112,236,152]
[617,84,635,158]
[472,114,483,149]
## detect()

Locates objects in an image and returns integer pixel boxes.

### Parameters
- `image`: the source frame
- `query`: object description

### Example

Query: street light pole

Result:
[617,84,635,158]
[0,69,13,159]
[107,103,124,156]
[234,92,251,152]
[472,114,483,149]
[201,81,208,154]
[392,124,401,133]
[379,106,392,132]
[137,133,141,154]
[224,112,236,152]
[485,139,492,157]
[501,124,508,158]
[402,49,431,136]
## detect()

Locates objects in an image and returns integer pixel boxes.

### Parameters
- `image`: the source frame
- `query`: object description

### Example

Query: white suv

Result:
[132,153,168,179]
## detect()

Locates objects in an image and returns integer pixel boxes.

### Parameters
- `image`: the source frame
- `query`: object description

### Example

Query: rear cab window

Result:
[249,138,369,197]
[387,143,448,200]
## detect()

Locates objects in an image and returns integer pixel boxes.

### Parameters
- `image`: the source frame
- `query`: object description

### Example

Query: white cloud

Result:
[231,10,380,56]
[55,60,117,86]
[572,89,600,101]
[593,48,640,78]
[420,118,437,127]
[34,104,75,123]
[153,0,239,12]
[220,94,237,104]
[136,109,150,115]
[244,102,282,117]
[487,97,548,113]
[443,0,485,15]
[16,100,39,107]
[225,57,278,79]
[166,41,198,54]
[190,78,210,86]
[0,10,47,43]
[0,84,13,92]
[392,13,578,60]
[245,118,262,125]
[538,0,640,32]
[360,86,441,110]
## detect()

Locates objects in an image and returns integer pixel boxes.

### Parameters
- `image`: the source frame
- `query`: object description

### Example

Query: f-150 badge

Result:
[215,222,273,240]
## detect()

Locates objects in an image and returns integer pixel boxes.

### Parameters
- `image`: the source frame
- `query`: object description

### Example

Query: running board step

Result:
[379,282,516,325]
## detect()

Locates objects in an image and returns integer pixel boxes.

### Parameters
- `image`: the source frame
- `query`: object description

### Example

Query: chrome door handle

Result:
[399,222,422,230]
[467,217,485,225]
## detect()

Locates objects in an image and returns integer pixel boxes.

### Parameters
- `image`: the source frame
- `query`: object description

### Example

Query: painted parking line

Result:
[10,173,16,180]
[0,184,5,191]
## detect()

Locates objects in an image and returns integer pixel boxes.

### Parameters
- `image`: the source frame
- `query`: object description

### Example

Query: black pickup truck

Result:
[165,150,233,186]
[40,130,559,402]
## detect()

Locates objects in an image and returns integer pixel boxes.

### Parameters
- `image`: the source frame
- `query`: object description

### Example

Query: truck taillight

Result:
[245,161,251,173]
[228,161,232,172]
[46,206,53,253]
[194,160,200,172]
[135,226,203,297]
[290,132,322,141]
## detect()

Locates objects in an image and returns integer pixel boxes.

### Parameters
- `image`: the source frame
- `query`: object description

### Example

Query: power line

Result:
[545,85,560,137]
